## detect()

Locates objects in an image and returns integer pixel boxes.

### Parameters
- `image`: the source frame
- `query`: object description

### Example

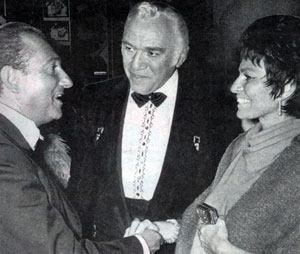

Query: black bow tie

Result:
[131,92,167,108]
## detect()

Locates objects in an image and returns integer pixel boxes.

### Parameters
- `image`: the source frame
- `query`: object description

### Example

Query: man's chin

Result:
[55,111,63,120]
[50,109,63,122]
[130,83,154,95]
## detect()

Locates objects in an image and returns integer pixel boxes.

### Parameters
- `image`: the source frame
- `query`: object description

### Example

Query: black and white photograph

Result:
[43,0,69,18]
[44,21,70,42]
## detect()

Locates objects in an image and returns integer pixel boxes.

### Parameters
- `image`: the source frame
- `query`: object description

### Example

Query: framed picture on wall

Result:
[43,0,69,20]
[0,0,6,25]
[43,21,70,46]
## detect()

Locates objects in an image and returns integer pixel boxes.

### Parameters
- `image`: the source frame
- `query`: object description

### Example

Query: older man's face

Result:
[16,34,73,126]
[121,16,182,95]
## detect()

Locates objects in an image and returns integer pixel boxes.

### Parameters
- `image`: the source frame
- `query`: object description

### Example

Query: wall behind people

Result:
[206,0,300,148]
[212,0,300,78]
[4,0,300,155]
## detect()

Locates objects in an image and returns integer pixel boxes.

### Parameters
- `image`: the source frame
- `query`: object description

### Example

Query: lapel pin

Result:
[95,127,104,141]
[193,136,201,151]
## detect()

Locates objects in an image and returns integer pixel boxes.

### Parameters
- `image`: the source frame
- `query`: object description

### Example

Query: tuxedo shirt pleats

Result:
[122,71,178,200]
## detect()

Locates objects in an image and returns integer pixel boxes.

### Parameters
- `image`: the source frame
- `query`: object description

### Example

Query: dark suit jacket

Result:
[68,71,218,247]
[0,113,142,254]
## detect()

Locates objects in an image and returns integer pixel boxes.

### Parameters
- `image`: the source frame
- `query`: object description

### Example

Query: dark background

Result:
[2,0,300,154]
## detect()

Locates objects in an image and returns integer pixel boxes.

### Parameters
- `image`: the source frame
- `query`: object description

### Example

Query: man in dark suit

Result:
[68,1,217,253]
[0,21,162,253]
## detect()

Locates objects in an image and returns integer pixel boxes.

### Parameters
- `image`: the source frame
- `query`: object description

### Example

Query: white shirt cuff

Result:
[134,235,150,254]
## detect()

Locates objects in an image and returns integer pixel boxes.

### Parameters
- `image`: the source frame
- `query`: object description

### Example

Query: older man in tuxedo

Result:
[0,21,162,254]
[68,2,217,253]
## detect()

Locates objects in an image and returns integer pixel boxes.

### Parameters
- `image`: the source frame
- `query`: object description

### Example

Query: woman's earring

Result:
[278,99,282,116]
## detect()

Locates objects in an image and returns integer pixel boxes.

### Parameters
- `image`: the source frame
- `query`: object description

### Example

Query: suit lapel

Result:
[93,77,132,225]
[93,77,129,179]
[148,74,186,209]
[154,74,185,185]
[38,167,82,236]
[147,71,207,216]
[0,113,82,236]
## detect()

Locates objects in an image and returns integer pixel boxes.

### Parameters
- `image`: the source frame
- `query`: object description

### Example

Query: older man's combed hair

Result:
[0,22,45,74]
[125,1,189,51]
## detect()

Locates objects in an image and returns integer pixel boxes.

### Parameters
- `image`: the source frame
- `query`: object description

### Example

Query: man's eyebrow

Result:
[121,40,133,46]
[47,57,61,64]
[121,40,166,52]
[145,47,166,52]
[41,57,61,67]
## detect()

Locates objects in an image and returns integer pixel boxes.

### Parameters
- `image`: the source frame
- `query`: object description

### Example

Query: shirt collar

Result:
[156,70,178,98]
[130,69,179,99]
[0,102,41,150]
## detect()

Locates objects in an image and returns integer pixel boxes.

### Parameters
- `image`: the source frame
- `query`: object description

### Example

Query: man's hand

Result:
[124,218,159,237]
[153,219,180,243]
[124,218,180,243]
[124,218,162,253]
[140,229,163,253]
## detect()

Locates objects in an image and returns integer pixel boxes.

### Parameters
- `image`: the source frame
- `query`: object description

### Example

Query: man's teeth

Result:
[237,98,250,104]
[55,94,63,99]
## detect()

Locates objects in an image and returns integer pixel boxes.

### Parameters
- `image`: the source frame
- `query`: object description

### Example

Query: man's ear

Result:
[0,66,20,93]
[281,79,296,100]
[175,46,189,68]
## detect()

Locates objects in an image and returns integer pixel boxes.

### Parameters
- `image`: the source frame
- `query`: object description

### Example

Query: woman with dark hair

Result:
[176,15,300,254]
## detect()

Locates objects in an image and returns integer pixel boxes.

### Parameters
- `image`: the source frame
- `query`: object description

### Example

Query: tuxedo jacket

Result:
[68,71,218,243]
[0,114,142,254]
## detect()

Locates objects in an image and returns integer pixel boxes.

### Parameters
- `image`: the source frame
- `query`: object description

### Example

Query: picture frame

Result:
[0,0,6,25]
[43,0,69,20]
[43,20,70,46]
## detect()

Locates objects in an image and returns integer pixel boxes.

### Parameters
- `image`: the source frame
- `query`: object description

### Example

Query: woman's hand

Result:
[199,218,229,253]
[199,218,253,254]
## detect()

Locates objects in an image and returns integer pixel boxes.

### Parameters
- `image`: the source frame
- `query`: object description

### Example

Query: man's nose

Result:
[131,51,147,70]
[58,69,73,88]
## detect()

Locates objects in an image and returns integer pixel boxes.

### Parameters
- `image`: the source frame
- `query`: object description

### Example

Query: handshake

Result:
[124,218,180,253]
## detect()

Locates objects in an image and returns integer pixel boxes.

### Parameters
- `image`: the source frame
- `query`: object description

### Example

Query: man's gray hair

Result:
[124,1,189,50]
[0,22,46,73]
[0,22,46,92]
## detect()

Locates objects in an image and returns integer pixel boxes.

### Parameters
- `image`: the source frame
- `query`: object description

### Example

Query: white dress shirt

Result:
[0,102,40,150]
[122,70,178,200]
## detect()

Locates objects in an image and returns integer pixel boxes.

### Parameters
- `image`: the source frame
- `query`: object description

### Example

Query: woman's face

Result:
[231,58,280,128]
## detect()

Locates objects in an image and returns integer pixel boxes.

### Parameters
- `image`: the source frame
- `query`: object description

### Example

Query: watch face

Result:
[197,203,218,224]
